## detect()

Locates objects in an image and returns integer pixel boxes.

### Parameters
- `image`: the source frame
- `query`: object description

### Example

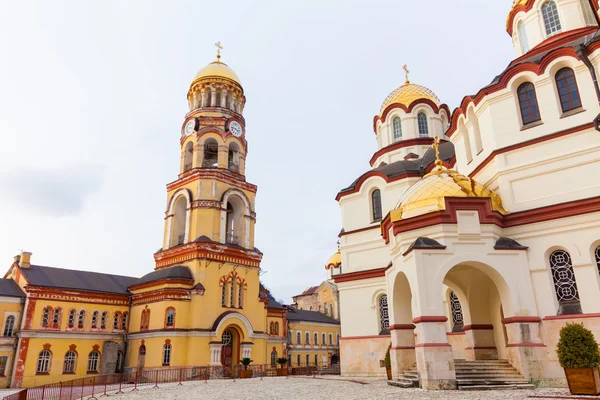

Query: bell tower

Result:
[155,44,260,269]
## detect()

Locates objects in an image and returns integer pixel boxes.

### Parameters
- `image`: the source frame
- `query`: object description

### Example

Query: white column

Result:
[209,343,222,366]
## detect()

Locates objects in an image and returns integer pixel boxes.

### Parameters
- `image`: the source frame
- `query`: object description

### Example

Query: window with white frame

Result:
[417,113,429,137]
[162,344,171,366]
[542,1,562,36]
[87,351,100,372]
[3,316,15,336]
[63,351,77,373]
[393,117,402,142]
[518,21,530,53]
[305,332,310,344]
[37,350,51,374]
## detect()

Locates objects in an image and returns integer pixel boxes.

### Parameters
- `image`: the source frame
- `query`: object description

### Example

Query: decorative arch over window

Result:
[221,281,228,307]
[63,350,77,373]
[78,310,86,329]
[517,82,541,125]
[183,141,194,172]
[91,311,99,329]
[100,311,108,330]
[449,291,464,332]
[392,117,402,142]
[87,350,100,372]
[219,272,246,308]
[228,142,241,173]
[165,308,175,328]
[542,1,562,36]
[230,279,236,308]
[371,189,382,222]
[113,312,121,330]
[378,294,389,333]
[42,307,51,327]
[68,309,76,329]
[550,250,581,314]
[170,196,188,247]
[162,341,172,366]
[37,350,51,374]
[555,68,582,113]
[52,308,61,328]
[417,112,429,137]
[518,21,530,53]
[121,312,128,331]
[3,316,15,337]
[202,138,219,168]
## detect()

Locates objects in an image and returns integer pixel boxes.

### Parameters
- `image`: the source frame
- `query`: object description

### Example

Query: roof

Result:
[21,265,139,295]
[285,308,340,325]
[380,82,441,113]
[0,279,25,298]
[294,286,319,298]
[267,293,285,310]
[135,266,194,286]
[192,60,241,86]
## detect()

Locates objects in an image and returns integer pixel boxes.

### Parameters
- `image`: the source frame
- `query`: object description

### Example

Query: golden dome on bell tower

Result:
[380,64,440,113]
[191,42,242,87]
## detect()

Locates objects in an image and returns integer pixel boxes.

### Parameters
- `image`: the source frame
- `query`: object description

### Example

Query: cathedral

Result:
[332,0,600,390]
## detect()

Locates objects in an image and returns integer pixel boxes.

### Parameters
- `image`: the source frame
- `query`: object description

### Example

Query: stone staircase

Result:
[388,360,536,390]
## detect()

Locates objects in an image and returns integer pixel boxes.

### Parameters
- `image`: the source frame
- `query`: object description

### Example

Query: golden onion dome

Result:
[192,58,241,86]
[381,82,441,114]
[325,250,342,270]
[390,166,507,222]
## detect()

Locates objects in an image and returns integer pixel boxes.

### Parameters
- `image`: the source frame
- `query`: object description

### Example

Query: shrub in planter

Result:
[557,323,600,395]
[239,357,254,379]
[384,342,392,380]
[276,357,288,376]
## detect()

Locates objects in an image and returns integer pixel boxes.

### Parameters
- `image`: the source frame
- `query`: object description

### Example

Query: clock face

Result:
[184,119,196,135]
[230,121,243,137]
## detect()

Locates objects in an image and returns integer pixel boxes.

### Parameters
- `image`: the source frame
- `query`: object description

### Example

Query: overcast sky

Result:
[0,0,515,303]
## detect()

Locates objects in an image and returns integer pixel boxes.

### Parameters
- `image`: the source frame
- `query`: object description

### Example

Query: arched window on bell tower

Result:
[228,143,240,173]
[171,196,188,247]
[225,199,244,246]
[183,142,194,172]
[203,138,219,168]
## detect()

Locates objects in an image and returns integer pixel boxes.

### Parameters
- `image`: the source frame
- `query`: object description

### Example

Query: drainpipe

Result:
[576,43,600,132]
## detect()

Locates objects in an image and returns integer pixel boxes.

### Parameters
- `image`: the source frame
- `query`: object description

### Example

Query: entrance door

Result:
[221,329,233,376]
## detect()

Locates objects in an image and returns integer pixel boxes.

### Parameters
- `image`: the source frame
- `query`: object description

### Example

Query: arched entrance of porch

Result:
[388,271,416,378]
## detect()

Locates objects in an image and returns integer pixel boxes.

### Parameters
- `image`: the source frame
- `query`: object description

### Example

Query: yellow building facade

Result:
[286,308,340,368]
[0,50,288,388]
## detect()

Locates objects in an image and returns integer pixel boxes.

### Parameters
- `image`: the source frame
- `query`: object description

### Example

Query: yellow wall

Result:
[288,321,340,367]
[0,297,22,388]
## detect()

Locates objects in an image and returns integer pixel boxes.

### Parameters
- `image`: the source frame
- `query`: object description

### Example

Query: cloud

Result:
[0,166,104,217]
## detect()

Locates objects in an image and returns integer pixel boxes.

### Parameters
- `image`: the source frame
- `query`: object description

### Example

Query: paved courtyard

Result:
[79,377,600,400]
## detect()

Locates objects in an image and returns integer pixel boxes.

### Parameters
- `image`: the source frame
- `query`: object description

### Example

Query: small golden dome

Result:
[507,0,529,30]
[390,167,507,222]
[325,250,342,270]
[192,60,241,86]
[380,82,441,113]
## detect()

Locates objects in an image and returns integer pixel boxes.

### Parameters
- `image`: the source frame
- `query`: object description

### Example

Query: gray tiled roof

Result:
[0,279,25,298]
[285,308,340,325]
[21,265,139,295]
[135,266,194,286]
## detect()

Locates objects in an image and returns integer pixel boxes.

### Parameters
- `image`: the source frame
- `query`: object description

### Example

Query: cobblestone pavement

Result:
[102,376,600,400]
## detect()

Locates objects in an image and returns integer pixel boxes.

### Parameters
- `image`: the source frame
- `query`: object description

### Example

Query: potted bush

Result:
[557,323,600,395]
[384,342,392,380]
[276,357,288,376]
[239,357,254,379]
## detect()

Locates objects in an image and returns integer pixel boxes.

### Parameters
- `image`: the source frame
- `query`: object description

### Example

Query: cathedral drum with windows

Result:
[334,0,600,390]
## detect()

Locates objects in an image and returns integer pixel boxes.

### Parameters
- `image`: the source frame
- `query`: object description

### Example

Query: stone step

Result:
[457,379,530,385]
[388,380,414,388]
[457,374,524,380]
[401,372,418,378]
[459,384,535,391]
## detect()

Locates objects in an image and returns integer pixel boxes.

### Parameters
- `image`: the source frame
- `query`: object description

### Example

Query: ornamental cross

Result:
[403,64,410,85]
[215,41,223,60]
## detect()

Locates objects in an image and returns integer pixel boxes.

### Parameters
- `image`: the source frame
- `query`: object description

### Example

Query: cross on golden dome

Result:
[215,41,223,61]
[403,64,410,85]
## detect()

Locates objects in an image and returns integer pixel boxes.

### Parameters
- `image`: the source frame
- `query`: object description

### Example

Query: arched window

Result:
[371,189,382,222]
[139,345,146,356]
[228,143,240,173]
[582,0,597,25]
[314,332,318,345]
[270,351,277,367]
[296,331,301,344]
[113,312,121,330]
[417,113,429,137]
[140,309,150,331]
[555,68,582,113]
[91,311,99,329]
[542,1,562,36]
[121,313,128,330]
[378,295,389,332]
[274,322,279,335]
[165,308,175,327]
[37,350,51,374]
[329,333,333,345]
[238,284,244,309]
[115,351,123,373]
[87,351,100,372]
[68,309,76,328]
[225,196,245,246]
[0,356,8,376]
[230,279,236,308]
[162,344,171,366]
[297,354,301,366]
[3,316,15,336]
[517,83,541,125]
[306,354,310,366]
[205,90,212,107]
[550,250,580,314]
[63,350,77,373]
[42,307,50,327]
[221,282,228,307]
[78,310,85,329]
[518,21,530,53]
[392,117,402,142]
[322,333,326,345]
[183,142,194,172]
[202,138,219,168]
[595,246,600,274]
[449,291,464,332]
[330,304,334,317]
[52,308,61,327]
[337,334,340,346]
[305,332,310,344]
[324,302,328,315]
[100,311,108,330]
[170,196,188,247]
[215,89,222,108]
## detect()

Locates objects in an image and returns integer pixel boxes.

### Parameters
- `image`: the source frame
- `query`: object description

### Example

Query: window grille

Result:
[418,113,429,137]
[78,311,85,329]
[314,355,319,366]
[297,355,301,366]
[393,117,403,141]
[87,351,100,372]
[121,313,128,330]
[222,330,232,345]
[3,316,15,336]
[52,309,61,327]
[42,308,50,327]
[305,354,310,366]
[100,312,108,329]
[113,313,120,330]
[37,350,51,373]
[68,310,76,328]
[517,83,541,125]
[550,250,580,302]
[450,291,464,331]
[91,311,98,329]
[555,68,582,112]
[379,295,389,332]
[63,351,76,373]
[542,1,562,36]
[329,333,333,345]
[322,333,326,345]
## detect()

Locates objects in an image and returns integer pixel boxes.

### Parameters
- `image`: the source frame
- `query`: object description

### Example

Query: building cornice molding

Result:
[154,241,263,269]
[25,286,130,306]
